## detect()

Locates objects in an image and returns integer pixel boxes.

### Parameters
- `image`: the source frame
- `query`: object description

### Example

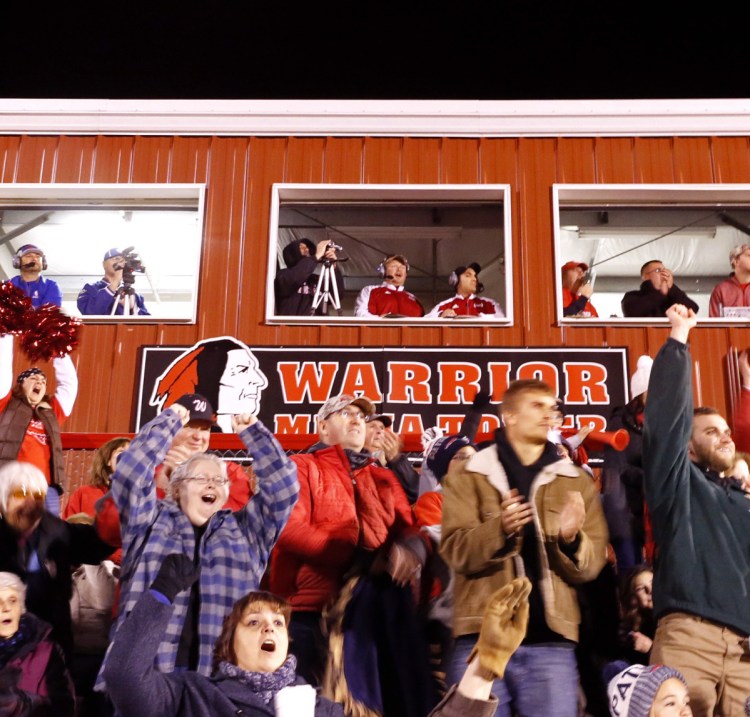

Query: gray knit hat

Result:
[607,664,687,717]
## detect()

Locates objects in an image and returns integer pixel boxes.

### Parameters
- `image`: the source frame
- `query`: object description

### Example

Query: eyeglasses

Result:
[336,409,365,421]
[644,267,665,276]
[9,486,46,502]
[187,474,229,486]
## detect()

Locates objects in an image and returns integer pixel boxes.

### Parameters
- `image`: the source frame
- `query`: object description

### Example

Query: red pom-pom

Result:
[20,304,82,361]
[0,281,33,335]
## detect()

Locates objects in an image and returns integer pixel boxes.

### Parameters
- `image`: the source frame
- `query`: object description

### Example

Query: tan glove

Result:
[468,576,531,678]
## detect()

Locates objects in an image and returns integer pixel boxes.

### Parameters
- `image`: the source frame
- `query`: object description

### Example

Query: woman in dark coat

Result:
[0,571,75,717]
[104,554,344,717]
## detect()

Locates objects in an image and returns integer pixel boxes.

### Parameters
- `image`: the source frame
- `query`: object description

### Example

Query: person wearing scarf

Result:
[105,554,343,717]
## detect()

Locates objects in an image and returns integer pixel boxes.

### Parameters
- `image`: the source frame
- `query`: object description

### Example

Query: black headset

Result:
[376,255,410,277]
[449,263,484,293]
[13,245,47,271]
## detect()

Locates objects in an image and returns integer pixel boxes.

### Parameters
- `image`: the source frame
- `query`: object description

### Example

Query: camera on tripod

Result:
[113,246,146,287]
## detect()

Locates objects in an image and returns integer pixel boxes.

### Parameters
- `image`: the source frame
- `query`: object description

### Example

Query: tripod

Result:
[311,260,342,316]
[110,283,139,316]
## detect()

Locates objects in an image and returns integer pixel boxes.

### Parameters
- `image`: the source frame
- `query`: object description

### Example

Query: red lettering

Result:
[438,362,482,403]
[516,362,559,395]
[277,362,338,403]
[387,362,432,403]
[563,363,610,405]
[274,414,312,434]
[396,413,426,435]
[488,363,511,401]
[340,362,383,402]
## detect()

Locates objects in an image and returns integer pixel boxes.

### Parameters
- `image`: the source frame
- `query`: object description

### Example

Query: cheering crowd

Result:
[1,271,748,717]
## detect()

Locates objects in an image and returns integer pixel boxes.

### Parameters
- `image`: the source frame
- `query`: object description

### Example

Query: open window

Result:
[266,183,513,325]
[554,184,750,324]
[0,184,205,323]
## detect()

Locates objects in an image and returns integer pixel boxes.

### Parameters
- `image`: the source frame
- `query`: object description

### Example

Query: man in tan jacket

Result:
[440,379,608,717]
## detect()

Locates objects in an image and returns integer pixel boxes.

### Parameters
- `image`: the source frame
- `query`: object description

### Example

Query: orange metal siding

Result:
[0,134,748,432]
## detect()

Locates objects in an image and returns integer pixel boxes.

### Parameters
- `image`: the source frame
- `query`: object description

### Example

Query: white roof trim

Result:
[2,99,750,137]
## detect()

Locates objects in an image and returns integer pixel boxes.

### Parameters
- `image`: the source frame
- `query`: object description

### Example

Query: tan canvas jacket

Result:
[440,444,609,641]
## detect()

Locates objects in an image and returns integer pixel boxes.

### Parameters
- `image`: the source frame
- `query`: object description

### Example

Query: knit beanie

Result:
[426,434,474,482]
[607,664,687,717]
[630,355,653,399]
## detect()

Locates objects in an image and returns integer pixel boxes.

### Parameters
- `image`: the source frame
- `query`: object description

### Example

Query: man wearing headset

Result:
[8,244,62,309]
[354,254,425,318]
[426,262,504,318]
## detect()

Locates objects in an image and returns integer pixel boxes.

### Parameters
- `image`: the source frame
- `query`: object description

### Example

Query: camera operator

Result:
[274,238,342,316]
[77,247,150,316]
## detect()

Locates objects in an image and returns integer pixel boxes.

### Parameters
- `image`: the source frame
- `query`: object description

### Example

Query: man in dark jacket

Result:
[643,302,750,716]
[621,259,699,317]
[274,238,341,316]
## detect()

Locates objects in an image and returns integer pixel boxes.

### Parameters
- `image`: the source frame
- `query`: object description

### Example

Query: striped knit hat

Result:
[607,664,687,717]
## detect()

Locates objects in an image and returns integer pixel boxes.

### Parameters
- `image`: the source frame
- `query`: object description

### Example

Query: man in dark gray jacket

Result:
[644,302,750,717]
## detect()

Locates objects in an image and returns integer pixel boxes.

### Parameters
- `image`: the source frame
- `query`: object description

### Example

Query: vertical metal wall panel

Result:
[479,139,524,347]
[595,138,636,183]
[169,137,211,183]
[402,138,441,183]
[673,137,715,184]
[556,138,596,183]
[286,138,326,183]
[322,137,365,184]
[517,138,559,346]
[243,138,288,343]
[91,136,136,183]
[633,138,675,183]
[363,137,403,183]
[712,137,750,182]
[2,133,750,431]
[200,137,250,337]
[0,136,21,182]
[131,137,174,183]
[16,136,59,183]
[55,136,97,183]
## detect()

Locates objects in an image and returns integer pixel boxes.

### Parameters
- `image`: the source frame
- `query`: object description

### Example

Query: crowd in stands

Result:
[6,248,750,717]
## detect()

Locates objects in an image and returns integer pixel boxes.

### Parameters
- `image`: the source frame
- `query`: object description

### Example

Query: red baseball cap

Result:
[561,261,589,272]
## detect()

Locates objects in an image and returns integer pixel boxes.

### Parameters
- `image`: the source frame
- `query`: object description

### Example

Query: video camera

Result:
[114,246,146,287]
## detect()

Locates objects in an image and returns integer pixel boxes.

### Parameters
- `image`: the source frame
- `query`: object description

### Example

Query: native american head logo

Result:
[149,337,269,432]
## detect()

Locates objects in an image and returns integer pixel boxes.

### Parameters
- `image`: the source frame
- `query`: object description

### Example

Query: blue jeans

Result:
[446,634,579,717]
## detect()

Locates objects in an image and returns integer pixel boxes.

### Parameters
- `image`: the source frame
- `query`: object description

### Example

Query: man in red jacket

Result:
[269,393,428,693]
[354,254,425,318]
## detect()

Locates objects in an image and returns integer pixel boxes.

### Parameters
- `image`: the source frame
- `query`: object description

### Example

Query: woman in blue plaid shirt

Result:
[96,393,298,692]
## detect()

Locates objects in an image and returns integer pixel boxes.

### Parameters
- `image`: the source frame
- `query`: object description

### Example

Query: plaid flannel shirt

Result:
[96,409,298,687]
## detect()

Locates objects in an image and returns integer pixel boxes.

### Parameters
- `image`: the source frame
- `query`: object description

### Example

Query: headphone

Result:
[449,263,484,293]
[13,245,47,271]
[376,254,410,277]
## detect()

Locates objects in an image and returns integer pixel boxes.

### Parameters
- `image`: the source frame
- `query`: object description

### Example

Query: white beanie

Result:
[608,664,686,717]
[630,355,653,399]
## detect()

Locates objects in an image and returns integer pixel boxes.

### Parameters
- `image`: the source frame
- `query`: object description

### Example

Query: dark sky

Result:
[1,3,747,100]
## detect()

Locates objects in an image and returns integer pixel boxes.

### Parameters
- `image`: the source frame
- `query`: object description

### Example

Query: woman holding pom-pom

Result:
[0,330,78,504]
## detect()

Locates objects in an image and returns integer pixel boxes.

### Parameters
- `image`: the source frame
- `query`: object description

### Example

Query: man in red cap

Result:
[561,261,598,317]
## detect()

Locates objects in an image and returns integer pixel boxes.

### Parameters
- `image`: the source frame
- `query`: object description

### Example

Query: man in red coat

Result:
[426,262,504,318]
[354,254,425,318]
[269,393,428,690]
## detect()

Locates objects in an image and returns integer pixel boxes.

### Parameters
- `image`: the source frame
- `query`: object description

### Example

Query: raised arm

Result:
[643,304,697,516]
[233,415,299,566]
[110,406,188,550]
[52,353,78,418]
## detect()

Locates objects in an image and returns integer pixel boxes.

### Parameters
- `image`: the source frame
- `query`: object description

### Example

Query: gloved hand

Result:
[471,390,493,413]
[150,554,200,603]
[468,576,531,678]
